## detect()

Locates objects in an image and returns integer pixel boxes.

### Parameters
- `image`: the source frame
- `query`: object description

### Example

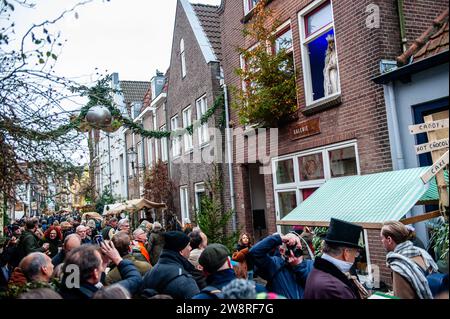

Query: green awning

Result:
[279,167,445,229]
[419,170,448,204]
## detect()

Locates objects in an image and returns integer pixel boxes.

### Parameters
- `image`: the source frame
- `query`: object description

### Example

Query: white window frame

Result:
[196,95,209,146]
[180,38,186,78]
[182,106,193,153]
[171,115,181,158]
[180,186,190,225]
[147,137,154,168]
[194,182,206,213]
[274,20,293,54]
[160,124,168,162]
[136,141,143,169]
[299,0,341,107]
[272,140,360,232]
[243,0,259,15]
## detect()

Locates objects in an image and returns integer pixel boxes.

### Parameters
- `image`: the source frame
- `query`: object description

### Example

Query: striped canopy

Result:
[279,167,444,229]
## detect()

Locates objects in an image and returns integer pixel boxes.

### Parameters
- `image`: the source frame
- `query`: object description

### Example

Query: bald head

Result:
[20,252,54,283]
[64,234,82,253]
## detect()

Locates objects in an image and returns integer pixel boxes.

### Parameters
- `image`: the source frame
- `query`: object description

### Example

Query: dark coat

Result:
[249,234,313,299]
[17,230,45,259]
[52,250,65,267]
[59,259,142,299]
[142,249,200,299]
[45,238,61,258]
[303,257,360,299]
[192,269,236,299]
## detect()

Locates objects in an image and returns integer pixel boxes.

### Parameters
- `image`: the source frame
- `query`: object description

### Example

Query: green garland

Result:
[5,76,225,141]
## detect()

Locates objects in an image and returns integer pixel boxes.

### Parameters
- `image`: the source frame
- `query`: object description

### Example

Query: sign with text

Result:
[421,150,449,184]
[409,119,449,135]
[290,118,320,141]
[415,138,449,155]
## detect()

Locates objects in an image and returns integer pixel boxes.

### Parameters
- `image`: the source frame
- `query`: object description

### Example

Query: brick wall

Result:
[366,229,392,287]
[166,0,226,221]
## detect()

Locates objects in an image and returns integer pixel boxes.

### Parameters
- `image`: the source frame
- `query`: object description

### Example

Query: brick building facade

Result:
[220,0,448,286]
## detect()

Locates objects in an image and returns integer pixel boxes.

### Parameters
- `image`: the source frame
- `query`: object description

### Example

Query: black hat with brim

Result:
[324,218,364,249]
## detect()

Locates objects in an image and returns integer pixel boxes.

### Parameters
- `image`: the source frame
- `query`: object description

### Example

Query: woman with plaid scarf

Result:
[381,221,439,299]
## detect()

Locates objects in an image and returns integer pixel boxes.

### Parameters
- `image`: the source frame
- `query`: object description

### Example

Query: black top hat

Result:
[324,218,363,249]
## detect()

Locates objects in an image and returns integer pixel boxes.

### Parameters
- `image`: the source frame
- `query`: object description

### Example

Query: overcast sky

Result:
[11,0,222,83]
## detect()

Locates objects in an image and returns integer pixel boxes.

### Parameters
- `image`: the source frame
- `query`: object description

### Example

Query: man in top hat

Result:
[141,231,200,299]
[304,218,369,299]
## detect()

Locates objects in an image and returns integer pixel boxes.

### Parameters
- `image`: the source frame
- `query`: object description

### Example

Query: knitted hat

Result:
[163,231,190,252]
[199,243,230,273]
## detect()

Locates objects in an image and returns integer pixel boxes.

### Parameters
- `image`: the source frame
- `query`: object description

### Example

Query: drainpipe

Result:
[223,84,237,232]
[397,0,408,52]
[386,83,405,170]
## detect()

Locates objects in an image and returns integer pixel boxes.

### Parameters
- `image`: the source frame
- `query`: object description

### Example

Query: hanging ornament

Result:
[85,105,112,128]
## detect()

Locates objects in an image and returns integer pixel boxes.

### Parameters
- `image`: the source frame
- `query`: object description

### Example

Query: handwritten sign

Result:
[415,138,449,155]
[290,118,320,141]
[409,119,449,135]
[421,150,449,184]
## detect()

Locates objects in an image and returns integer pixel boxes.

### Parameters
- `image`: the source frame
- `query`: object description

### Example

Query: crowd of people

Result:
[0,211,448,300]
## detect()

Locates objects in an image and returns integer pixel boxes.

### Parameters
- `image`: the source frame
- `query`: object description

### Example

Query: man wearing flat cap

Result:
[141,231,200,299]
[192,244,235,299]
[304,218,369,299]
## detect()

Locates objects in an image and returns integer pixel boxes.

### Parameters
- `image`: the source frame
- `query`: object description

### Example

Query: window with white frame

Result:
[147,137,154,168]
[119,154,124,183]
[160,124,168,162]
[136,141,143,169]
[196,95,209,146]
[171,115,181,158]
[243,0,260,15]
[194,182,206,214]
[182,106,193,152]
[275,25,293,54]
[299,1,340,106]
[273,141,359,233]
[180,38,186,78]
[180,186,190,224]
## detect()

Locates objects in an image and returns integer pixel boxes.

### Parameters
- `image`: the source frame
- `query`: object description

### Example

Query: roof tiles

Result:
[191,3,222,61]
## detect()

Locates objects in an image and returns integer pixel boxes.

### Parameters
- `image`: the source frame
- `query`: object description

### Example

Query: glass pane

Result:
[306,2,332,37]
[329,146,357,178]
[278,191,297,234]
[301,188,318,200]
[307,29,337,101]
[276,159,295,184]
[298,153,324,181]
[275,28,293,53]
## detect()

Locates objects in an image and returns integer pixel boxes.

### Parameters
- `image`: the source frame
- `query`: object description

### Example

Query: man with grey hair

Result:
[102,217,118,240]
[117,218,130,235]
[52,233,82,266]
[20,252,54,283]
[131,228,150,263]
[76,225,91,244]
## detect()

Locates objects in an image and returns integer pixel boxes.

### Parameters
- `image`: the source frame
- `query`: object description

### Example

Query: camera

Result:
[94,234,104,245]
[284,244,303,260]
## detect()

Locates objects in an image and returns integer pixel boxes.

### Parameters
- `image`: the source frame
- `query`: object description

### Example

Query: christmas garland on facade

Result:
[13,77,225,141]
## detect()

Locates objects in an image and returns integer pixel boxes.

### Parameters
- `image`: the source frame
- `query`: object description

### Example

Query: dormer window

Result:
[180,38,187,78]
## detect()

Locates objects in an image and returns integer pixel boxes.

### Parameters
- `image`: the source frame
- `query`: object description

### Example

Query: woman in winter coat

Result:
[232,232,255,280]
[43,226,63,258]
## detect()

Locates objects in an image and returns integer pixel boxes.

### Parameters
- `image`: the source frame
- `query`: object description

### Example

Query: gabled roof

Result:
[191,3,222,61]
[397,9,449,66]
[119,81,151,104]
[180,0,219,63]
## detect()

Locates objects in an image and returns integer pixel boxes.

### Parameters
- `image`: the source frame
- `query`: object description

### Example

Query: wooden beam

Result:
[416,200,439,206]
[400,210,441,225]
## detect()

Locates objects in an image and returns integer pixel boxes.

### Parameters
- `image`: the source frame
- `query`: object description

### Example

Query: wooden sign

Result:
[409,118,449,135]
[420,150,449,184]
[415,138,449,155]
[291,118,320,141]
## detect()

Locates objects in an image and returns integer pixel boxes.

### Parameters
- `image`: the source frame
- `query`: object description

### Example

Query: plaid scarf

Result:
[386,241,437,299]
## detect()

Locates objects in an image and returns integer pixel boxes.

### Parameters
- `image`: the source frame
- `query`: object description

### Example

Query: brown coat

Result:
[392,255,427,299]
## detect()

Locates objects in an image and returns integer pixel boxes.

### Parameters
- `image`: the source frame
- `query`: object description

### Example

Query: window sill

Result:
[199,142,210,150]
[302,94,342,116]
[185,149,194,155]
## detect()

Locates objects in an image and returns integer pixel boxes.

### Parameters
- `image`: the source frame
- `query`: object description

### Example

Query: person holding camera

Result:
[249,232,313,299]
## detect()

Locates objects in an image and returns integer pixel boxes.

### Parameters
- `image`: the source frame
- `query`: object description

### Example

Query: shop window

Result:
[277,191,297,234]
[329,146,357,178]
[275,159,295,184]
[299,1,340,106]
[298,153,324,181]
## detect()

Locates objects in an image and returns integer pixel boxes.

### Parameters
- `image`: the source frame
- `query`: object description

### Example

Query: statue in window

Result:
[323,34,339,97]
